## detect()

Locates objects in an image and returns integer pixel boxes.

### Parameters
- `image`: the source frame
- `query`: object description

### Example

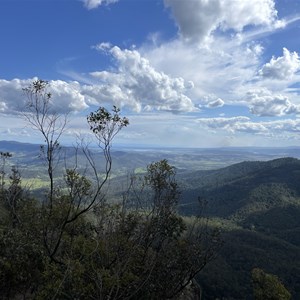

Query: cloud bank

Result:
[197,116,300,139]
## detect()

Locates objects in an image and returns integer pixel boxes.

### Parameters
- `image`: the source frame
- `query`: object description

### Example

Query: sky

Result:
[1,0,300,148]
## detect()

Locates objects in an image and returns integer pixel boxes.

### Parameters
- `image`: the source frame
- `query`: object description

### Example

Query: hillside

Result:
[180,157,300,218]
[179,158,300,299]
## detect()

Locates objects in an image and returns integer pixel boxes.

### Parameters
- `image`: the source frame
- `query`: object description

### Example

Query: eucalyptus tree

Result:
[23,79,67,207]
[22,79,129,262]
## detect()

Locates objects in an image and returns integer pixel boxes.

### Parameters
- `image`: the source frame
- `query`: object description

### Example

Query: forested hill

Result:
[179,157,300,299]
[180,157,300,219]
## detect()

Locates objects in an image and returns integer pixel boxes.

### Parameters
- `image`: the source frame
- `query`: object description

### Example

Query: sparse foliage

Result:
[87,105,129,147]
[23,79,67,207]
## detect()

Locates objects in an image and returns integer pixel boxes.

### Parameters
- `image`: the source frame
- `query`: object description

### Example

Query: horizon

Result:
[2,139,300,152]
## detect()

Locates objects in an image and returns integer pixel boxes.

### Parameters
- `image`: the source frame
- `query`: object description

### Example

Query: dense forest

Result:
[180,158,300,299]
[0,80,299,299]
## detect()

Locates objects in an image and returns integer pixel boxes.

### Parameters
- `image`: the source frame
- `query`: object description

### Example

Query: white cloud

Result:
[200,95,225,108]
[0,78,33,114]
[81,0,118,10]
[164,0,279,43]
[142,37,264,109]
[70,1,300,123]
[164,0,222,43]
[89,44,196,112]
[0,101,7,112]
[49,80,88,112]
[220,0,279,31]
[0,78,88,114]
[207,98,224,108]
[259,48,300,80]
[140,33,300,120]
[0,50,196,116]
[197,116,250,130]
[197,115,300,138]
[246,89,300,116]
[199,94,225,108]
[232,121,268,134]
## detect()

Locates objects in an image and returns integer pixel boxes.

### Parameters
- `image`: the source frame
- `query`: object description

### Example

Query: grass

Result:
[21,177,50,190]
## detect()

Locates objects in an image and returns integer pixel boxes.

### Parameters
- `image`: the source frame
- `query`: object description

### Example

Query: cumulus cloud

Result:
[246,89,300,116]
[140,1,299,117]
[71,1,299,121]
[0,101,8,112]
[0,78,88,114]
[48,80,88,112]
[197,116,250,131]
[164,0,222,43]
[81,0,118,10]
[89,44,196,112]
[197,115,300,138]
[0,78,33,114]
[207,98,224,108]
[200,94,225,108]
[164,0,279,43]
[259,48,300,80]
[0,45,197,116]
[220,0,279,31]
[142,36,265,110]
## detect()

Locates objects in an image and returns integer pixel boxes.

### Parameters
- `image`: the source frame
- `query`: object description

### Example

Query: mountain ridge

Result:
[178,157,300,299]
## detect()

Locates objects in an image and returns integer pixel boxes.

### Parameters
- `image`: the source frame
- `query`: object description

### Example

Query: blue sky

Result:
[1,0,300,148]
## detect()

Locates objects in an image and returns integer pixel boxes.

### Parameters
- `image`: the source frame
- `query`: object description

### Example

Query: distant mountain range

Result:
[2,139,300,172]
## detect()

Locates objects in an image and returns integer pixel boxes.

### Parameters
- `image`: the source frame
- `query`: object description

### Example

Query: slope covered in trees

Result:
[181,157,300,218]
[179,158,300,299]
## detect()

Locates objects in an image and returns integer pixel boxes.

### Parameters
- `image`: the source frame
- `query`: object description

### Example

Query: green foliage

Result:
[252,268,291,300]
[0,156,220,299]
[0,151,12,193]
[0,193,45,299]
[181,157,300,218]
[198,227,300,299]
[87,105,129,146]
[0,230,43,298]
[182,158,300,299]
